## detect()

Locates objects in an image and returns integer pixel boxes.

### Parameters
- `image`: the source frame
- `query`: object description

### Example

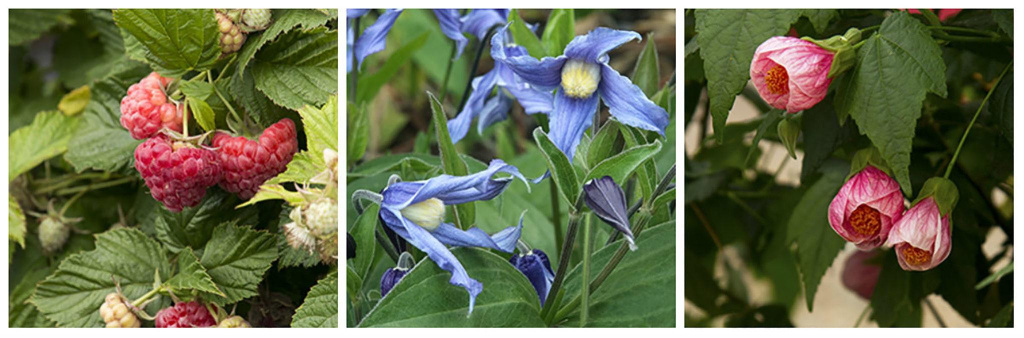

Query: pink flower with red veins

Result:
[885,197,952,271]
[750,36,834,113]
[841,250,881,300]
[828,165,904,250]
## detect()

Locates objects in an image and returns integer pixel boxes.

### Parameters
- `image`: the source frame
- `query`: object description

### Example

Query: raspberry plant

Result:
[9,9,339,328]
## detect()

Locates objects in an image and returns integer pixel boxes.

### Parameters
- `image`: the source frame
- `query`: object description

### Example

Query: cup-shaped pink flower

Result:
[885,197,952,271]
[828,166,905,250]
[841,250,881,300]
[750,36,834,113]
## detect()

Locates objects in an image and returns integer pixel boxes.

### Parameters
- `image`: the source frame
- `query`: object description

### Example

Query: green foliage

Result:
[292,270,340,327]
[252,27,338,110]
[112,9,220,77]
[508,9,547,58]
[428,92,474,228]
[8,111,79,182]
[542,9,575,56]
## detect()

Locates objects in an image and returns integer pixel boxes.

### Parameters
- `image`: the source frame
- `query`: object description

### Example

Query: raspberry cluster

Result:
[134,135,223,212]
[99,293,141,328]
[154,301,217,328]
[216,11,246,57]
[120,72,182,140]
[212,119,298,199]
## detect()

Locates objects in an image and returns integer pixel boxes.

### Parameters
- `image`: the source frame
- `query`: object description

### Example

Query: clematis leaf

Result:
[534,127,581,207]
[542,9,574,57]
[585,139,662,185]
[507,9,546,58]
[631,34,660,97]
[428,92,474,229]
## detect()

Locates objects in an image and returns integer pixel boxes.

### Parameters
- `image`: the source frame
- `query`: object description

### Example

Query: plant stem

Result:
[374,224,401,263]
[213,82,242,125]
[579,213,591,327]
[551,181,564,256]
[54,177,135,196]
[853,304,871,327]
[457,26,497,113]
[928,25,999,37]
[59,189,88,216]
[540,194,585,322]
[924,298,947,327]
[944,61,1013,179]
[130,286,163,308]
[438,43,458,103]
[215,54,237,82]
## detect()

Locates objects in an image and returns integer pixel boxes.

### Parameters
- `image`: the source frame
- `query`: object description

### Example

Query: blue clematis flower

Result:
[434,9,510,61]
[378,159,529,313]
[509,241,555,306]
[492,24,670,161]
[447,38,554,144]
[348,9,404,73]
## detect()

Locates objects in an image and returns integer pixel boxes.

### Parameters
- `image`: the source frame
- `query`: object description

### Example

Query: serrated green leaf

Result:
[348,102,369,166]
[585,140,662,185]
[534,127,581,208]
[9,268,55,327]
[252,27,338,110]
[508,9,546,58]
[990,70,1013,143]
[299,94,339,160]
[186,97,216,132]
[631,34,661,97]
[8,111,80,182]
[164,247,224,297]
[992,9,1013,39]
[199,223,278,306]
[786,163,847,312]
[32,228,171,327]
[800,9,838,33]
[559,221,676,327]
[358,248,544,327]
[155,190,256,254]
[112,9,220,77]
[242,184,307,208]
[265,151,322,186]
[231,67,293,126]
[64,65,149,175]
[541,9,574,56]
[58,86,91,116]
[8,9,69,46]
[695,9,800,142]
[236,9,336,77]
[9,196,26,248]
[292,270,338,327]
[429,92,474,228]
[870,251,921,327]
[834,12,947,195]
[356,32,429,104]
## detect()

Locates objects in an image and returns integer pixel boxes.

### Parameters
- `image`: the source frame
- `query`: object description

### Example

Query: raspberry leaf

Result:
[65,64,149,175]
[31,228,172,327]
[252,27,338,110]
[155,190,257,254]
[230,68,294,126]
[8,9,70,46]
[235,9,337,77]
[264,95,338,186]
[199,223,279,306]
[112,9,221,77]
[291,270,338,328]
[163,247,225,298]
[834,12,947,195]
[186,97,217,132]
[9,196,26,248]
[9,111,80,182]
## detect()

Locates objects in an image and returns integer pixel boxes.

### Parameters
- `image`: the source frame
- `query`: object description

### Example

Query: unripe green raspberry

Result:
[216,11,246,57]
[305,200,338,238]
[240,9,272,33]
[218,315,252,328]
[38,217,70,255]
[99,293,141,328]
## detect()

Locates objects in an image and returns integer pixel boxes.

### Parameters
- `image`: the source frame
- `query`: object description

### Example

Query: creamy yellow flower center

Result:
[849,204,882,236]
[400,198,445,230]
[902,245,932,266]
[765,64,790,95]
[561,59,601,98]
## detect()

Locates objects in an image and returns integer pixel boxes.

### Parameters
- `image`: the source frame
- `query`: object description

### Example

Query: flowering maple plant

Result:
[685,9,1013,327]
[8,9,339,327]
[346,8,676,327]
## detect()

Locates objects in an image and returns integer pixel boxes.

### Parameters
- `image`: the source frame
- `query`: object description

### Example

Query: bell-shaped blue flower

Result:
[509,241,555,306]
[348,9,404,73]
[434,9,510,61]
[378,159,529,314]
[447,42,554,144]
[491,24,670,161]
[381,252,416,297]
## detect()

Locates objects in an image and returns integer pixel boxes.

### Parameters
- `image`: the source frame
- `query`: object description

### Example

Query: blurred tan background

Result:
[683,88,1012,328]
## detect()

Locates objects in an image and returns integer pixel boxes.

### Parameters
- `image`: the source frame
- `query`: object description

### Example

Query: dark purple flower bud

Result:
[583,176,637,250]
[509,248,555,305]
[346,233,356,259]
[380,252,415,297]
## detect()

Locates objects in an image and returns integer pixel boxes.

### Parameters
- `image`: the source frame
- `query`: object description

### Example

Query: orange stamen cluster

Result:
[765,65,790,95]
[901,245,932,266]
[849,204,882,236]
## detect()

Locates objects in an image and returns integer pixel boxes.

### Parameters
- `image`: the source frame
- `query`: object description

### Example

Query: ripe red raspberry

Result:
[120,72,182,140]
[134,135,222,212]
[212,119,298,199]
[154,301,217,328]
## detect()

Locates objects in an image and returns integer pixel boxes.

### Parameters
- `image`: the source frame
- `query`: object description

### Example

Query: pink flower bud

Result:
[841,250,881,300]
[828,166,905,250]
[750,36,834,112]
[905,9,962,22]
[885,197,952,271]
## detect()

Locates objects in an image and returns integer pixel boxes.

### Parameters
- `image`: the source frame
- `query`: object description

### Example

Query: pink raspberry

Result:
[154,301,217,328]
[134,135,222,212]
[212,119,298,200]
[120,72,183,140]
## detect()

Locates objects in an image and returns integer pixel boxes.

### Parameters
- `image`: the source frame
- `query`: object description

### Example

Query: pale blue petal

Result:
[563,27,641,64]
[490,25,565,91]
[598,63,669,135]
[381,159,528,209]
[448,68,501,144]
[496,62,553,114]
[354,9,404,70]
[431,215,522,253]
[346,23,355,72]
[475,93,513,135]
[461,9,507,40]
[434,9,468,60]
[549,90,599,161]
[347,9,370,18]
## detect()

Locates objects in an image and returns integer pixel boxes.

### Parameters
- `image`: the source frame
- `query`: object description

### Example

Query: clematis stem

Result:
[540,194,586,322]
[457,26,498,113]
[439,42,457,103]
[944,61,1012,179]
[374,226,401,263]
[579,213,592,327]
[551,180,564,256]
